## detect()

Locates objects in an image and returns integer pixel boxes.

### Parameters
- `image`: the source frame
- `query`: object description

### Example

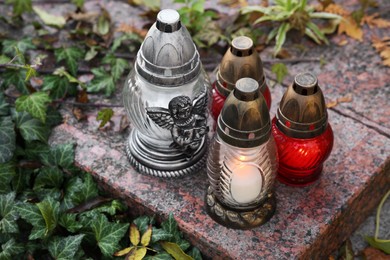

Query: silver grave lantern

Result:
[123,9,212,177]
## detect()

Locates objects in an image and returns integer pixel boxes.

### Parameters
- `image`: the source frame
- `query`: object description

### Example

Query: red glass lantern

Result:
[211,36,271,120]
[272,72,334,186]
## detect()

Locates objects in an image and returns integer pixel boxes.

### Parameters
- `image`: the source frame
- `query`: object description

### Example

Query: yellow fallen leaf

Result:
[33,6,66,28]
[361,13,390,28]
[371,36,390,67]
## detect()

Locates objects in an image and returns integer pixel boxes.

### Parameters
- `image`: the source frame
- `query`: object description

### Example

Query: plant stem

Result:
[374,190,390,242]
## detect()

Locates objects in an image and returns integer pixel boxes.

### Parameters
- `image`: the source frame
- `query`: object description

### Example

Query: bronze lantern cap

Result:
[217,78,271,148]
[216,36,266,97]
[276,72,328,139]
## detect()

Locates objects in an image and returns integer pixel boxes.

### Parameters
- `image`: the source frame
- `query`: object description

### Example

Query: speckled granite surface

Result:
[45,1,390,259]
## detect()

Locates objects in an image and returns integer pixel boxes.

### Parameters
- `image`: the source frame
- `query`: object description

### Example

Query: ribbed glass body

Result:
[123,69,212,145]
[211,82,271,120]
[207,134,278,210]
[271,117,334,186]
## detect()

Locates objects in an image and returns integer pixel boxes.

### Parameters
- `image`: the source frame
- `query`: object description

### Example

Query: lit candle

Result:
[230,164,262,204]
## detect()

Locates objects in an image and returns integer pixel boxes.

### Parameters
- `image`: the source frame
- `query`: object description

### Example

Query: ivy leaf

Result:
[130,223,141,246]
[1,38,35,56]
[176,239,190,251]
[144,253,173,260]
[141,225,152,246]
[87,68,116,97]
[271,63,288,84]
[48,234,85,260]
[1,69,28,94]
[16,202,47,240]
[0,192,19,233]
[40,143,75,169]
[0,162,15,193]
[151,227,174,243]
[0,238,24,260]
[97,108,114,128]
[46,106,64,127]
[114,246,135,257]
[102,54,129,81]
[187,247,202,260]
[0,94,10,116]
[55,47,85,76]
[91,214,129,256]
[130,247,147,260]
[59,214,83,233]
[36,198,60,237]
[42,75,77,99]
[34,166,64,190]
[160,242,193,260]
[71,0,84,8]
[0,117,16,163]
[13,111,50,142]
[33,6,66,28]
[73,174,98,204]
[133,216,151,235]
[15,92,51,123]
[161,213,180,241]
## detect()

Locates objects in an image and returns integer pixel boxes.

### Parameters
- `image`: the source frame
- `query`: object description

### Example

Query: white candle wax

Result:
[230,164,262,204]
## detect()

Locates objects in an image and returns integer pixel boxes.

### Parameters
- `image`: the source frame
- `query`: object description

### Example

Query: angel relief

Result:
[146,88,209,158]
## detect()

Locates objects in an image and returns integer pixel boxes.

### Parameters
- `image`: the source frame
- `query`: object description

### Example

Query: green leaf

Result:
[87,68,116,97]
[74,173,98,204]
[0,192,19,233]
[36,198,60,236]
[144,253,173,260]
[271,63,288,84]
[84,47,98,61]
[187,247,202,260]
[42,75,77,99]
[102,54,129,81]
[160,241,193,260]
[130,223,141,246]
[0,117,16,163]
[24,65,37,81]
[59,213,83,233]
[40,143,75,169]
[48,234,85,260]
[0,162,15,193]
[0,94,10,116]
[12,168,31,194]
[95,14,110,36]
[15,92,51,123]
[274,22,291,55]
[46,106,63,127]
[161,213,180,241]
[13,111,50,142]
[1,38,35,56]
[53,67,86,88]
[71,0,84,8]
[0,55,11,64]
[55,47,85,76]
[34,166,64,190]
[133,216,151,235]
[0,238,24,259]
[176,239,190,251]
[33,6,66,28]
[16,202,47,240]
[365,236,390,254]
[91,214,129,256]
[151,227,174,243]
[1,69,29,94]
[96,108,114,128]
[306,22,329,45]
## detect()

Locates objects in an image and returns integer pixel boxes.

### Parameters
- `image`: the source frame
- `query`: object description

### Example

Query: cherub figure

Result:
[146,89,209,157]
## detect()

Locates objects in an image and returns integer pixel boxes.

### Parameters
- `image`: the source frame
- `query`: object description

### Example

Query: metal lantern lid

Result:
[135,9,201,86]
[217,78,271,148]
[216,36,266,97]
[276,72,328,139]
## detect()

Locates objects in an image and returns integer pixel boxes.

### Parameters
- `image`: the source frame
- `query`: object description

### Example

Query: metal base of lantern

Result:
[126,129,208,178]
[205,186,276,229]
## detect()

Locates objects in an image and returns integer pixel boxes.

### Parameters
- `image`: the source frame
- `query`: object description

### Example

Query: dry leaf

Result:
[72,107,87,121]
[337,39,348,46]
[326,94,353,108]
[119,115,130,132]
[372,36,390,67]
[76,89,89,103]
[69,11,100,23]
[324,4,363,41]
[361,13,390,28]
[115,23,147,38]
[218,0,248,8]
[362,247,390,260]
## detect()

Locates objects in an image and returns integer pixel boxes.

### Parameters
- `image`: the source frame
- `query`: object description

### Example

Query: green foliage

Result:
[33,6,66,28]
[364,190,390,254]
[97,108,114,128]
[175,0,220,47]
[12,111,50,142]
[42,74,77,99]
[48,234,85,260]
[271,63,288,84]
[5,0,32,16]
[15,92,51,123]
[242,0,341,55]
[87,68,116,97]
[54,47,85,76]
[0,117,16,163]
[2,38,36,57]
[71,0,85,8]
